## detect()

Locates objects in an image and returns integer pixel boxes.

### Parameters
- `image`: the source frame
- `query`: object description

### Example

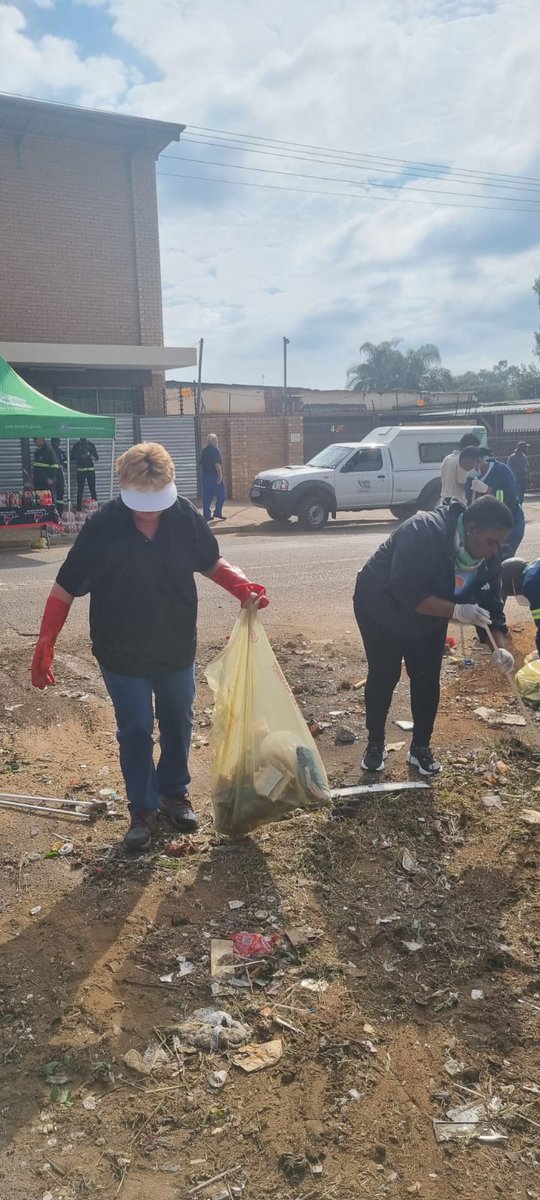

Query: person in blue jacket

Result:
[460,446,525,558]
[501,556,540,654]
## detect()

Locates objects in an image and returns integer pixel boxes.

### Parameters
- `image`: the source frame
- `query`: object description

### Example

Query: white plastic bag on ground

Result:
[205,607,331,835]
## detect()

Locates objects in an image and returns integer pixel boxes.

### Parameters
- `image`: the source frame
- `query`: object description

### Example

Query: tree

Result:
[534,276,540,359]
[346,339,404,392]
[347,339,444,392]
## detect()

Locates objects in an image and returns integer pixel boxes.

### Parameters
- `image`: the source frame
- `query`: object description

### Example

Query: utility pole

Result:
[283,336,289,391]
[194,337,204,501]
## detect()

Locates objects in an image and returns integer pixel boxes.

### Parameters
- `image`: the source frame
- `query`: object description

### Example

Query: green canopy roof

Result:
[0,358,116,439]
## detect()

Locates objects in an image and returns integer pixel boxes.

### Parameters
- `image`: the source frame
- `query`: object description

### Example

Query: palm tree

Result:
[347,339,443,392]
[400,344,442,390]
[346,339,404,392]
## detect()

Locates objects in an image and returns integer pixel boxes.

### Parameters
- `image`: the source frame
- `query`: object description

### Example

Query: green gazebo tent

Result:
[0,357,116,501]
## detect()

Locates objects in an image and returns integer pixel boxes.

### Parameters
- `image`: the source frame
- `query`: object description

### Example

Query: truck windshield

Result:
[307,446,351,469]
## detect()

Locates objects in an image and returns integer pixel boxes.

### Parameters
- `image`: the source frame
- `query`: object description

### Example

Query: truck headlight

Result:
[271,479,289,491]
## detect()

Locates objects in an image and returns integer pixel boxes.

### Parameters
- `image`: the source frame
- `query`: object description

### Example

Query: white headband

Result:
[121,482,178,512]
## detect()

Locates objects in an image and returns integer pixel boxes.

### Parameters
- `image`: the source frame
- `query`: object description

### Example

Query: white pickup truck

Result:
[250,424,486,531]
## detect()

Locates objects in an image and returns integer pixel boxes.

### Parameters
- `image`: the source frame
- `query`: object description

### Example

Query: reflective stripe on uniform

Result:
[34,461,59,469]
[76,467,95,472]
[495,489,504,502]
[531,608,540,619]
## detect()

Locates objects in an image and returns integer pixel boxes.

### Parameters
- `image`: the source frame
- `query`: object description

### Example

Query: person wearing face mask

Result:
[31,443,269,851]
[501,557,540,656]
[354,495,514,777]
[460,446,525,558]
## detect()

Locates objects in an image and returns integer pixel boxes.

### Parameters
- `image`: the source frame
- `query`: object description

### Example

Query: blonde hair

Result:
[116,443,175,491]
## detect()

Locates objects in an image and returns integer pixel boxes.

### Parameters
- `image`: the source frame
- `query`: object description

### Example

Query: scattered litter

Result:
[520,808,540,825]
[176,1008,250,1051]
[474,706,526,727]
[348,1088,362,1101]
[332,781,430,799]
[232,1038,282,1072]
[165,837,201,857]
[58,842,74,856]
[482,794,504,810]
[208,1070,228,1090]
[376,913,402,925]
[403,940,424,953]
[300,978,329,995]
[328,709,346,718]
[334,725,357,745]
[477,1131,509,1145]
[123,1049,152,1077]
[231,932,279,958]
[444,1056,464,1078]
[352,679,366,690]
[5,703,23,712]
[471,989,484,1001]
[400,848,417,874]
[211,939,235,979]
[386,741,406,752]
[284,925,319,949]
[82,1094,97,1111]
[30,906,42,916]
[228,900,244,911]
[446,1102,486,1123]
[177,959,195,978]
[394,719,414,730]
[160,974,174,984]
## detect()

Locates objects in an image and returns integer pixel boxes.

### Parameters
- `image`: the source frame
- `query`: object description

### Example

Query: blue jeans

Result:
[502,507,525,559]
[202,473,226,519]
[101,666,195,814]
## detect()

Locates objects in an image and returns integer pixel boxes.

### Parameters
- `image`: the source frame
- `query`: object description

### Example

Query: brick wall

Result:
[200,414,304,499]
[0,130,164,360]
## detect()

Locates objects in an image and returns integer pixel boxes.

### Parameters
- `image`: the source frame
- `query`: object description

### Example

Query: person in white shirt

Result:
[440,433,481,504]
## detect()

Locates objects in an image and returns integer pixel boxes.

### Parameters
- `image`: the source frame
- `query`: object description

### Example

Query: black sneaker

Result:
[159,793,199,833]
[123,811,158,851]
[407,745,442,776]
[361,741,387,772]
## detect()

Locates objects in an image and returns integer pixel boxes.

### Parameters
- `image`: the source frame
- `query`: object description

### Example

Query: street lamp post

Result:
[283,336,289,391]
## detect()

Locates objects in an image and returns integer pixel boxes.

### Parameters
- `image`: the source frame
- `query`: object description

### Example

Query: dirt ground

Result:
[1,616,539,1200]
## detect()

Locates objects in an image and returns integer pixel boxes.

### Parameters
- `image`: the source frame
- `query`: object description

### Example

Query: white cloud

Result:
[3,0,540,383]
[0,4,137,107]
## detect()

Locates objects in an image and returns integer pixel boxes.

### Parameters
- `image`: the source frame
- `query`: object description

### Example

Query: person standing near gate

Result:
[71,436,99,511]
[201,433,226,522]
[507,442,530,504]
[460,445,525,557]
[51,438,67,515]
[32,437,60,497]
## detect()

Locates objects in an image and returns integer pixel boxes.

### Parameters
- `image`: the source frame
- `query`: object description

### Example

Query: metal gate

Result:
[0,439,24,490]
[140,416,198,499]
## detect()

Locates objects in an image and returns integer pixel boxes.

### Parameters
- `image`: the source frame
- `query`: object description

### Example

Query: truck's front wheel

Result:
[265,505,291,524]
[297,495,329,531]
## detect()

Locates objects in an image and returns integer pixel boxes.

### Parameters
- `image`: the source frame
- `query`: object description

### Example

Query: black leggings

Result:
[77,469,97,510]
[354,598,447,746]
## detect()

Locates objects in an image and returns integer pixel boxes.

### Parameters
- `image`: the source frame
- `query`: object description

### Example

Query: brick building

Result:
[0,94,195,416]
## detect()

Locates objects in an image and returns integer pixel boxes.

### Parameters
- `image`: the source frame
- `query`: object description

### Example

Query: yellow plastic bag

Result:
[516,653,540,706]
[205,607,332,836]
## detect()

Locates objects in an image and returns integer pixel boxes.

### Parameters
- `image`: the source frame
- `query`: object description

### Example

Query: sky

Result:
[3,0,540,388]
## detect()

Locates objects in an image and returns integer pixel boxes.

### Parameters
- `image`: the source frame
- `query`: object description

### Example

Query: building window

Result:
[57,387,141,414]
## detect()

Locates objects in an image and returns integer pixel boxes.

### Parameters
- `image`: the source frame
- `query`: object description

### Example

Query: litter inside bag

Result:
[205,607,332,835]
[516,653,540,707]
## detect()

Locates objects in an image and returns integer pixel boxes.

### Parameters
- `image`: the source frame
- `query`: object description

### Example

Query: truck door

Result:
[337,447,391,509]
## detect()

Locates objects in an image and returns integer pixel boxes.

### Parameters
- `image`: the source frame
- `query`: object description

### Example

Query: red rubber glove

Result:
[211,561,269,608]
[31,596,70,688]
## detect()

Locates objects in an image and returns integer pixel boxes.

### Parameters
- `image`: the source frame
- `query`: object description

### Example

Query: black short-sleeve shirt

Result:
[56,497,220,676]
[200,444,222,474]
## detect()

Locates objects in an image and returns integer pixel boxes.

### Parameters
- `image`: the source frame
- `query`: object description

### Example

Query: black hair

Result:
[459,433,481,450]
[462,494,513,531]
[458,445,493,467]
